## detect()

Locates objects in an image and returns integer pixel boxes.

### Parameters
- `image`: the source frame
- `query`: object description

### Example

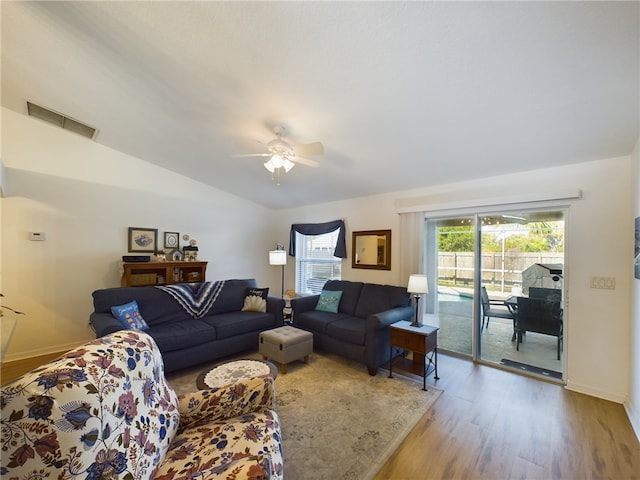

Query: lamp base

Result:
[410,294,422,327]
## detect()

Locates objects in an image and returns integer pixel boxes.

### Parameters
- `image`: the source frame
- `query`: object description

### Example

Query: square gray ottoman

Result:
[259,325,313,373]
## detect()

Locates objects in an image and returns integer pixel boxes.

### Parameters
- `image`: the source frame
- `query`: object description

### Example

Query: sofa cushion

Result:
[241,287,269,312]
[202,311,277,339]
[326,316,366,345]
[111,300,149,330]
[295,310,353,334]
[147,319,218,352]
[93,287,190,326]
[208,279,258,314]
[354,283,410,319]
[315,289,343,313]
[157,408,280,479]
[324,280,364,315]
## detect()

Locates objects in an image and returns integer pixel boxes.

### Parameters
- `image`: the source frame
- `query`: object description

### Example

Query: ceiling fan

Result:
[235,125,324,184]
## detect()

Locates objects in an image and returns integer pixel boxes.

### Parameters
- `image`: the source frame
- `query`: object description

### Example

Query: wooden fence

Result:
[438,252,564,292]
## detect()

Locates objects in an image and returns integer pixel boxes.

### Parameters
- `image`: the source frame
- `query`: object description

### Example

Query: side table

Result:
[389,320,440,391]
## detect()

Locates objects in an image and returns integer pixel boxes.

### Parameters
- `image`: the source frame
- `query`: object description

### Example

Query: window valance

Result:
[289,219,347,258]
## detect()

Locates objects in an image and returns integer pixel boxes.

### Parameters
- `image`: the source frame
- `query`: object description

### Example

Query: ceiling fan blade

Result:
[293,155,320,168]
[295,141,324,157]
[232,153,271,158]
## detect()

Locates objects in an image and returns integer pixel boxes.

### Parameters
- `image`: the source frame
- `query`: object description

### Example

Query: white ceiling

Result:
[2,1,639,209]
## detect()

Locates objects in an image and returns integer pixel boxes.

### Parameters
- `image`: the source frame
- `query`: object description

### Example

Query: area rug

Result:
[167,352,442,480]
[500,358,562,379]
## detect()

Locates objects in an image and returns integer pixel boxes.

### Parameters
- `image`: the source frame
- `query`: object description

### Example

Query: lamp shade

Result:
[269,249,287,266]
[407,274,428,294]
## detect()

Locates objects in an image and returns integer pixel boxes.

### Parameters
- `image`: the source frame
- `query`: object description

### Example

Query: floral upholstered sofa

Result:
[1,330,283,479]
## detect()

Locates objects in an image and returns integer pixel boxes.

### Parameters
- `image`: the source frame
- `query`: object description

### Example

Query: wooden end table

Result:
[389,320,440,391]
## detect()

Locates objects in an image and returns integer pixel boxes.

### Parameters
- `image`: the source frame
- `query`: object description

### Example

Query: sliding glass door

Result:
[426,209,565,380]
[478,210,564,378]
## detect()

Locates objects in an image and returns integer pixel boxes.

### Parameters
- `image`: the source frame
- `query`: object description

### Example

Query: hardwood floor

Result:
[375,353,640,480]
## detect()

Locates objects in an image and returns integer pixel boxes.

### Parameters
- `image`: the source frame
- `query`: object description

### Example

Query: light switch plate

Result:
[590,276,615,289]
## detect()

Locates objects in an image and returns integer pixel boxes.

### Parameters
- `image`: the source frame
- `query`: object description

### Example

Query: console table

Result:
[389,320,439,391]
[121,261,207,287]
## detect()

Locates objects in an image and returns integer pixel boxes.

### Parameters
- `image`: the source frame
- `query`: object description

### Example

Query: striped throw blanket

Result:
[155,281,225,318]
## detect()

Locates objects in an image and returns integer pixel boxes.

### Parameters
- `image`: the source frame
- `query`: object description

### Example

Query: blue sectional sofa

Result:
[90,278,284,373]
[291,279,414,375]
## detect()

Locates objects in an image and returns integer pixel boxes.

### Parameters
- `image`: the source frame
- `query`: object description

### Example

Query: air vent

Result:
[27,102,97,140]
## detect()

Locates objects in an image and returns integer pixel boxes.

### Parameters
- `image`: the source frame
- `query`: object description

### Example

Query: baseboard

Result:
[2,338,89,363]
[625,401,640,443]
[565,380,626,404]
[1,350,68,386]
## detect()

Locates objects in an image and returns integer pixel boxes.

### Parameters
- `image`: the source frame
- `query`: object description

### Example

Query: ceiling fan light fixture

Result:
[236,124,322,183]
[264,160,275,173]
[270,154,284,169]
[283,158,295,172]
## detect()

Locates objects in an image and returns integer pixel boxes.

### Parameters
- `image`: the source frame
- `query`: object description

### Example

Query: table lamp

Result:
[269,246,287,298]
[407,274,428,327]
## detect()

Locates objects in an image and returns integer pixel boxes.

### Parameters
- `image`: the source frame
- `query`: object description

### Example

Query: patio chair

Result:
[515,296,563,360]
[529,287,562,302]
[480,286,514,331]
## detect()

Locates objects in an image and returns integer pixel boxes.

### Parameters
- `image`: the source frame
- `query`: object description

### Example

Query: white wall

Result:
[277,157,633,403]
[629,135,640,439]
[1,108,280,361]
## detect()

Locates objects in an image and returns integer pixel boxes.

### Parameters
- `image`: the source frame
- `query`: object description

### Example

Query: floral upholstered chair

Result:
[1,330,283,480]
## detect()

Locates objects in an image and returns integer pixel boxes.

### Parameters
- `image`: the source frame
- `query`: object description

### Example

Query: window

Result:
[295,229,342,294]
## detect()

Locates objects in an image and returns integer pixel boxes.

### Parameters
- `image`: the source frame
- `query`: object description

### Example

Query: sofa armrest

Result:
[364,306,416,374]
[266,296,286,325]
[177,376,275,430]
[366,306,415,330]
[89,312,124,337]
[291,294,319,315]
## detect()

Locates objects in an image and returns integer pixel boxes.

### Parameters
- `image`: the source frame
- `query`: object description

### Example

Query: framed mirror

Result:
[352,229,391,270]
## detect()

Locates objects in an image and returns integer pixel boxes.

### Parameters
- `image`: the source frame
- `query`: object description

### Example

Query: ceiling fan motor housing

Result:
[267,138,294,157]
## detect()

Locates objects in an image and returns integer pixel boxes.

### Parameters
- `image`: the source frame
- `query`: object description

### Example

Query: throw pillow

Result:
[241,287,269,313]
[315,290,343,313]
[111,300,149,330]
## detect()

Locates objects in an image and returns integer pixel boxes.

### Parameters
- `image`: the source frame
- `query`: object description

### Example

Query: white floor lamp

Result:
[269,247,287,298]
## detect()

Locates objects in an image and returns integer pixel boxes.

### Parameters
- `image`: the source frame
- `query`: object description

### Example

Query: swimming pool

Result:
[438,291,472,302]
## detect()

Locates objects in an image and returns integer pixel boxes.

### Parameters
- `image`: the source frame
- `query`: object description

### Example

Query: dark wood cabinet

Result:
[121,261,207,287]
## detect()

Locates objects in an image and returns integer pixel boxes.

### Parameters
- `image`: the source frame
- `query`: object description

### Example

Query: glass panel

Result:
[295,230,342,294]
[429,216,476,357]
[479,209,564,379]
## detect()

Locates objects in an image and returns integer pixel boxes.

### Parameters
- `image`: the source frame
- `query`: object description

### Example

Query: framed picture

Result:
[128,227,158,253]
[164,232,179,249]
